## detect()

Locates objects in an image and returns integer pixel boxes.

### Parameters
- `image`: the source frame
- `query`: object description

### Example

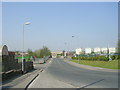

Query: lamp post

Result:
[72,36,80,63]
[107,45,112,61]
[22,22,30,74]
[64,42,67,58]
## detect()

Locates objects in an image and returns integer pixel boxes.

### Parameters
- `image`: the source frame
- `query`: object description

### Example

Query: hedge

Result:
[72,55,118,61]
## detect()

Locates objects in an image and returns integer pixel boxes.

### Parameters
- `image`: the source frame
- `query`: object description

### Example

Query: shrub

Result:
[72,57,78,60]
[72,55,109,61]
[111,55,116,60]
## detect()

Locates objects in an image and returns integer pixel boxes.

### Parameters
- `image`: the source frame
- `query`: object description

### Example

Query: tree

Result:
[34,49,41,58]
[39,46,51,58]
[32,46,51,58]
[27,49,33,56]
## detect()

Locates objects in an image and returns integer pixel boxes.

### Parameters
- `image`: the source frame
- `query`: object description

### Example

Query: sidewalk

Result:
[2,69,40,89]
[64,59,118,72]
[28,70,76,88]
[12,69,41,88]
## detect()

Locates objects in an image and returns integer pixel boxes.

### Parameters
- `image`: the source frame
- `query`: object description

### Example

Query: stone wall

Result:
[1,45,34,80]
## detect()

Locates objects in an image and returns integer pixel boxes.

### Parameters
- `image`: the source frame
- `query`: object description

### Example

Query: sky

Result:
[2,2,118,52]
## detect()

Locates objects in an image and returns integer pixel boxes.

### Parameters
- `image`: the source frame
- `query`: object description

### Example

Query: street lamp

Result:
[72,36,80,63]
[107,45,112,61]
[22,22,30,74]
[64,42,67,58]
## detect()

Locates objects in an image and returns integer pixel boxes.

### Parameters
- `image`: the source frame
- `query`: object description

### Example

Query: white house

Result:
[76,48,82,55]
[85,48,91,54]
[94,48,101,53]
[101,48,108,53]
[109,48,116,54]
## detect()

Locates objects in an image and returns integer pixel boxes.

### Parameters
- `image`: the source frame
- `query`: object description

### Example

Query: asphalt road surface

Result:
[28,58,118,88]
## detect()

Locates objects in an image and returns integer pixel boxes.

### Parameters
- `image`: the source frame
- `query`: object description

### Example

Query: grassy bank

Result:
[70,60,119,69]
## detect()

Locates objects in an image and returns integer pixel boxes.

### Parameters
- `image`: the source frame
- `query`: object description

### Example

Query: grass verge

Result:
[70,60,119,69]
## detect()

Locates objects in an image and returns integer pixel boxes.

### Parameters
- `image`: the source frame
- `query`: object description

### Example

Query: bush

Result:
[72,56,109,61]
[111,55,116,60]
[99,56,108,61]
[72,57,78,60]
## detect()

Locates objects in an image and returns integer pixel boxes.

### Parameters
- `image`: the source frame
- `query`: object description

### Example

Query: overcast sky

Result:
[2,2,118,52]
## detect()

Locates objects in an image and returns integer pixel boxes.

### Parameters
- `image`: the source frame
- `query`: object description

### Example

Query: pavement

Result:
[2,69,40,89]
[28,70,76,88]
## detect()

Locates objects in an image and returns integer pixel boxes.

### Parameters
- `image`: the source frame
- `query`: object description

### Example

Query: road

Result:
[28,58,118,88]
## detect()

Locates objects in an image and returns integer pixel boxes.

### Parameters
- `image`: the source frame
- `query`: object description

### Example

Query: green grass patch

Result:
[70,60,119,69]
